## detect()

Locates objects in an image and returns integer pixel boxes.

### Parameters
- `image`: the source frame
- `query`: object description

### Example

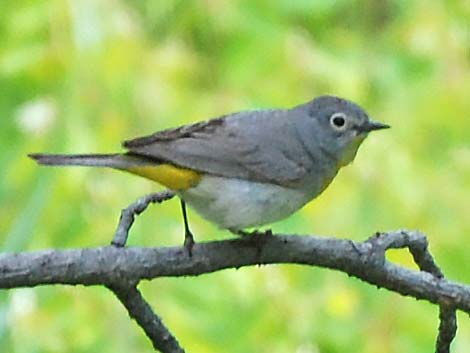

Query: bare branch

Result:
[436,306,457,353]
[365,231,458,352]
[0,231,469,313]
[108,284,185,353]
[112,191,175,247]
[1,229,467,351]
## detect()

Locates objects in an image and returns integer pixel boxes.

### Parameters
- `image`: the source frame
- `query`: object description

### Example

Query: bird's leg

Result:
[112,190,175,247]
[180,200,195,256]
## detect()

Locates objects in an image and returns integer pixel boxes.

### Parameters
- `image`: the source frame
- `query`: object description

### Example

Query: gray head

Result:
[298,95,390,166]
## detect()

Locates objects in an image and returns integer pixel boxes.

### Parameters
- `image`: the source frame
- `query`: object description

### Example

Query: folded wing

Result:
[123,110,310,187]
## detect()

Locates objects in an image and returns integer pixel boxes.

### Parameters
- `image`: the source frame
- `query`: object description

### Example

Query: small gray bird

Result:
[30,95,389,246]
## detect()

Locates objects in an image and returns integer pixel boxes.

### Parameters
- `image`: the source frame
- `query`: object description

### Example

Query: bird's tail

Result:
[28,153,155,169]
[28,152,200,190]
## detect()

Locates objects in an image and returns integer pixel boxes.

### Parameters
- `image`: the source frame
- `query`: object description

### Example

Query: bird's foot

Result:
[232,228,273,238]
[183,230,195,257]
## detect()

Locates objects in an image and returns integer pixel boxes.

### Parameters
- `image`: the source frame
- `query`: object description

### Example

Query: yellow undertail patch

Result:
[125,164,201,190]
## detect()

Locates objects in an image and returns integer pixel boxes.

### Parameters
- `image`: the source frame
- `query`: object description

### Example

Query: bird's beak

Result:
[358,120,390,133]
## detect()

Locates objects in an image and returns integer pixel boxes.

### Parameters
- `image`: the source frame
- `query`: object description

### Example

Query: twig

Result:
[436,306,457,353]
[359,231,457,352]
[108,284,185,353]
[112,191,175,247]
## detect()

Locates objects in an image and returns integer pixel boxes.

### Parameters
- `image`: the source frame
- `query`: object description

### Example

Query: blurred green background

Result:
[1,0,469,352]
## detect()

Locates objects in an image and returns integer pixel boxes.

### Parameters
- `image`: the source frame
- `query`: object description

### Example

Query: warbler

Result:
[30,95,389,247]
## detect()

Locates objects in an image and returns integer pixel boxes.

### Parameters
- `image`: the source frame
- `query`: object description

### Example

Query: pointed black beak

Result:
[358,120,390,133]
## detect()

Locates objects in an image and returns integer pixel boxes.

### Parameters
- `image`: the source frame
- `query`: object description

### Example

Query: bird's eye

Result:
[330,112,347,131]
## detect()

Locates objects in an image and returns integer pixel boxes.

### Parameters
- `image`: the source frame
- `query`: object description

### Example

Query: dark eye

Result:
[330,112,347,131]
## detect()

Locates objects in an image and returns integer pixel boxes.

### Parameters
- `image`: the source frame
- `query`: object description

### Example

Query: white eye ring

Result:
[330,112,348,131]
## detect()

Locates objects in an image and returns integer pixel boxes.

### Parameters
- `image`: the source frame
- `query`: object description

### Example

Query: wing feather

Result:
[124,110,310,186]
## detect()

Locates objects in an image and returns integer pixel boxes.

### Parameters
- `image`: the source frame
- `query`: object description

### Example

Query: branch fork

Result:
[0,191,464,353]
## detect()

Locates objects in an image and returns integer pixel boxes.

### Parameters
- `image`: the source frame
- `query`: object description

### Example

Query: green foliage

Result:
[1,1,469,352]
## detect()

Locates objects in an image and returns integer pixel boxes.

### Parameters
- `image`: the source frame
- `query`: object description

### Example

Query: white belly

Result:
[178,175,313,230]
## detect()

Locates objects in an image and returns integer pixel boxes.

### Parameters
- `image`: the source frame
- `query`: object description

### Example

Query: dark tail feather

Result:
[28,153,154,169]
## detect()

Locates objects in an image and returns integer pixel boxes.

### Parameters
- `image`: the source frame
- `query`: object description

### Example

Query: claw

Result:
[234,229,273,238]
[184,230,195,257]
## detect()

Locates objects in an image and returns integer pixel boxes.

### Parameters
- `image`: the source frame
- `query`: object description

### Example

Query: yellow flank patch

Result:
[126,164,201,190]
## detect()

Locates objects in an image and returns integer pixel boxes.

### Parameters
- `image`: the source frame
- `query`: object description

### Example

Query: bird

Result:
[29,95,389,250]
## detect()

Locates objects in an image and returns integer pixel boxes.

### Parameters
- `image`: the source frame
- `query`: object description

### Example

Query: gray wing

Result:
[123,110,312,186]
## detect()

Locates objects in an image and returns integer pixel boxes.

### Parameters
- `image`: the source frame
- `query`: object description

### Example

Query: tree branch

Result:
[0,231,466,352]
[112,191,175,247]
[108,284,185,353]
[436,305,457,353]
